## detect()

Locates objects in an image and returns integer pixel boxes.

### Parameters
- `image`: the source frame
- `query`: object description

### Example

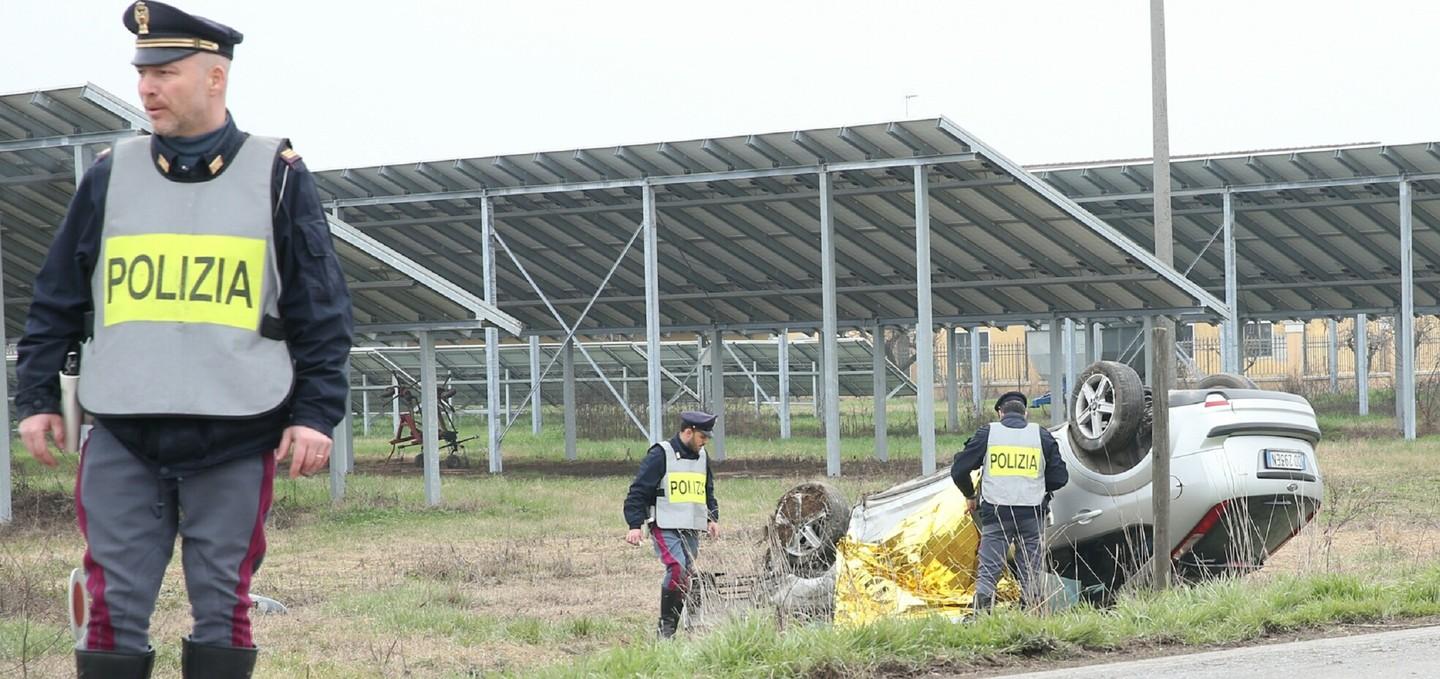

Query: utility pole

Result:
[1149,0,1175,591]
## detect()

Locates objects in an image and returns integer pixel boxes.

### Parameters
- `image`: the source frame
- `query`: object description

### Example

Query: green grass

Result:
[524,568,1440,679]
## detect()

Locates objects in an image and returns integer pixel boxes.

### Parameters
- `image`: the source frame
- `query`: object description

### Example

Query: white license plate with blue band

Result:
[1264,449,1306,471]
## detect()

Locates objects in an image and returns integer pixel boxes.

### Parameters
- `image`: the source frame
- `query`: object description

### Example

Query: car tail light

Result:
[1204,392,1230,408]
[1172,500,1230,558]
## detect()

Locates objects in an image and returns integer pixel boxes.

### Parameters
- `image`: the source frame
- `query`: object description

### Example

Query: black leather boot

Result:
[75,647,155,679]
[657,587,685,639]
[181,637,258,679]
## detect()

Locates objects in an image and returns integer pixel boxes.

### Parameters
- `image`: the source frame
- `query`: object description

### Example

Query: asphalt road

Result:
[997,625,1440,678]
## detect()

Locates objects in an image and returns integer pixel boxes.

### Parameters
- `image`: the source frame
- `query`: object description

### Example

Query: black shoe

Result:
[181,637,258,679]
[76,647,155,679]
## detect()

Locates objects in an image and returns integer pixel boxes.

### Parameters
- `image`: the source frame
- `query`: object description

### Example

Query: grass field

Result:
[3,406,1439,677]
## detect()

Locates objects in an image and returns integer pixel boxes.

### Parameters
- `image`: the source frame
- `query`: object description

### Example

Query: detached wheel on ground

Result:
[1196,372,1258,390]
[1068,361,1146,455]
[767,482,850,578]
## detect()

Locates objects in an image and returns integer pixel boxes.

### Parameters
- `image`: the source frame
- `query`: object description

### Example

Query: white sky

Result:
[4,0,1438,171]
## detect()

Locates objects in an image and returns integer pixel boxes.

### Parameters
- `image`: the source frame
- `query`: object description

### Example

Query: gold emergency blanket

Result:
[834,477,1018,625]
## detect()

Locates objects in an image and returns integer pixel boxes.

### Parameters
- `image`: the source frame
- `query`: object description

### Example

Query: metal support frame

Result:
[420,331,441,506]
[1143,316,1155,386]
[710,329,727,460]
[1327,318,1340,394]
[1399,181,1417,440]
[970,326,984,418]
[390,373,401,436]
[1087,321,1101,364]
[812,360,821,418]
[563,339,577,460]
[0,248,9,524]
[360,373,370,436]
[778,330,792,439]
[482,197,503,473]
[1049,320,1065,426]
[1222,191,1242,373]
[504,369,513,420]
[872,321,888,462]
[752,362,761,415]
[330,405,350,502]
[622,366,630,407]
[644,184,664,442]
[945,326,960,431]
[1063,318,1077,415]
[820,172,843,477]
[913,166,938,475]
[1356,313,1369,415]
[529,335,542,434]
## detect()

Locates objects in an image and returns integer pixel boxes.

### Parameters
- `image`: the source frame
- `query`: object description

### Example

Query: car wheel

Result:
[1196,372,1258,389]
[767,482,850,578]
[1068,361,1145,455]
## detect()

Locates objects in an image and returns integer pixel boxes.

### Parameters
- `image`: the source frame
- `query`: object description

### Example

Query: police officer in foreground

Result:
[950,392,1068,613]
[14,2,352,677]
[623,411,722,638]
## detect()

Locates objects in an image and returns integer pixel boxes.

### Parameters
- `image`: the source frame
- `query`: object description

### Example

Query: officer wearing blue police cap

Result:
[623,410,722,638]
[14,2,352,677]
[950,390,1068,614]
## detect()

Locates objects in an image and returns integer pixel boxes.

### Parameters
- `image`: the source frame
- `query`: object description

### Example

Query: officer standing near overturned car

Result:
[13,2,352,677]
[623,411,721,638]
[950,391,1068,613]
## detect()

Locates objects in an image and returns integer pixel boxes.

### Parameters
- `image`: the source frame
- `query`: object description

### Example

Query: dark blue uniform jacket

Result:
[950,413,1069,510]
[14,115,353,477]
[623,434,719,529]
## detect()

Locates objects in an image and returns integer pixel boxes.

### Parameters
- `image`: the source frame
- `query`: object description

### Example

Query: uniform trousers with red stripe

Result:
[650,525,701,592]
[75,423,275,654]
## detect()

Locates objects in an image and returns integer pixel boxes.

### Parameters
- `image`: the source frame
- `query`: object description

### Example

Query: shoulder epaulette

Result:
[279,146,306,171]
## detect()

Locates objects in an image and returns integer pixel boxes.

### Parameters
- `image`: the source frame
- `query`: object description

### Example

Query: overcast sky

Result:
[5,0,1438,171]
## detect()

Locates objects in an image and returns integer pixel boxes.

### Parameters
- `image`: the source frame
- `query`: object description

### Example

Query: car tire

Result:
[1196,372,1258,390]
[767,482,850,578]
[1068,361,1145,455]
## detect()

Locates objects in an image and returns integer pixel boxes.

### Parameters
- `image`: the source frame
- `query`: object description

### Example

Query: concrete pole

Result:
[419,331,441,506]
[945,327,960,431]
[820,172,843,477]
[778,330,792,438]
[563,339,577,460]
[1149,0,1175,591]
[872,320,888,462]
[914,165,938,476]
[1356,314,1369,415]
[710,328,727,461]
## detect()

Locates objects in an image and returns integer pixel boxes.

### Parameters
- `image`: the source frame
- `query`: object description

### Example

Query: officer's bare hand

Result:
[966,497,979,514]
[19,414,65,467]
[275,425,332,479]
[707,520,720,540]
[625,528,643,546]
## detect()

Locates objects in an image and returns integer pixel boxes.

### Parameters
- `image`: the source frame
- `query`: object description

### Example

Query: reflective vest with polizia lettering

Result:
[651,440,709,530]
[979,422,1046,506]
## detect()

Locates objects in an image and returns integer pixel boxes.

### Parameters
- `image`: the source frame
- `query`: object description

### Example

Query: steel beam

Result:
[1050,320,1065,426]
[529,335,542,434]
[0,249,9,524]
[643,184,663,442]
[820,174,843,477]
[778,331,792,438]
[0,129,137,154]
[482,197,502,473]
[1063,319,1077,415]
[563,339,578,459]
[969,326,984,418]
[1221,191,1241,372]
[1356,314,1369,415]
[1327,318,1340,393]
[872,321,888,462]
[360,373,370,436]
[330,405,350,502]
[710,329,727,460]
[1400,181,1417,440]
[914,166,938,475]
[1143,316,1155,386]
[945,327,960,431]
[419,331,441,506]
[390,373,401,437]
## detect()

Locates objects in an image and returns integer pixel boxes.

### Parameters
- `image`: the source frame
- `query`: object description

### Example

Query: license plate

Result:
[1264,449,1306,471]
